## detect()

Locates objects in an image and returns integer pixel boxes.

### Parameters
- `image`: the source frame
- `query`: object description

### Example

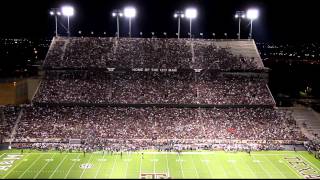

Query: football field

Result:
[0,150,320,179]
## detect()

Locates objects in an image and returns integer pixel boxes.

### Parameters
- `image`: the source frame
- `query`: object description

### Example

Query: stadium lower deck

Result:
[0,150,320,179]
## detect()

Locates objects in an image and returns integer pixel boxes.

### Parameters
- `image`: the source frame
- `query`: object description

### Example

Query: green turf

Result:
[0,150,320,179]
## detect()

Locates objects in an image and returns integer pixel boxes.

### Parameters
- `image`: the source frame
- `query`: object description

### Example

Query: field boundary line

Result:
[80,153,94,179]
[64,154,80,179]
[18,154,43,179]
[49,154,69,179]
[33,153,56,179]
[94,153,106,178]
[2,154,29,179]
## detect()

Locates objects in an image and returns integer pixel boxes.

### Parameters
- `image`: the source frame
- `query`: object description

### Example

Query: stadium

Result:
[1,0,320,179]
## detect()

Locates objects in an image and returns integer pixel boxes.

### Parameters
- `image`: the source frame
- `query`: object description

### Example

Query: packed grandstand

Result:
[0,37,309,152]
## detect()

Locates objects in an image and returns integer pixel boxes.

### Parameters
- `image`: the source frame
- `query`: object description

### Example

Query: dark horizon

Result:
[0,0,319,42]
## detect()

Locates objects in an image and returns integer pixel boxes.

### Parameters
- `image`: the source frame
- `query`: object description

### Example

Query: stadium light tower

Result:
[174,11,185,39]
[112,9,123,38]
[235,11,246,39]
[246,8,259,39]
[185,8,197,39]
[49,8,61,37]
[124,7,136,37]
[62,6,74,37]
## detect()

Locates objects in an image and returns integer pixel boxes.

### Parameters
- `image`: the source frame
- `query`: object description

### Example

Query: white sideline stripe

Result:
[49,154,69,179]
[64,154,80,179]
[33,154,56,179]
[18,154,43,179]
[94,153,105,179]
[2,154,29,179]
[80,153,94,179]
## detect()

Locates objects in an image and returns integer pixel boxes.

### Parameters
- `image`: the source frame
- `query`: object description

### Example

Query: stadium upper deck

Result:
[43,37,265,71]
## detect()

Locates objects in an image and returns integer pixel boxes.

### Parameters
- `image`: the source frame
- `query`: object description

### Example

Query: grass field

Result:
[0,150,320,179]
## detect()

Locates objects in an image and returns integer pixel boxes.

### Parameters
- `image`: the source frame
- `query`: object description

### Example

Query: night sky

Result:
[0,0,319,42]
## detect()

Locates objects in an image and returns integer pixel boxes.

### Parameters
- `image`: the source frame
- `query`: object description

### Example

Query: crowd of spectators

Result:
[43,37,264,70]
[13,107,305,146]
[33,71,274,106]
[0,106,20,142]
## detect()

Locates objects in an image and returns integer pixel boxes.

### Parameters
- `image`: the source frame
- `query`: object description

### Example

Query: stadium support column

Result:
[238,18,241,39]
[178,17,181,39]
[189,18,192,39]
[129,17,132,37]
[117,15,120,38]
[249,19,253,39]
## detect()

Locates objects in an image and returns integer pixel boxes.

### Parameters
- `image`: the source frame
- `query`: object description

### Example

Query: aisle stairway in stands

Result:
[292,106,320,140]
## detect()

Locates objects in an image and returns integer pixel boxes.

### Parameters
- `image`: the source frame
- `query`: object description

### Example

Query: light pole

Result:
[49,8,61,37]
[62,6,74,37]
[246,9,259,39]
[185,8,197,39]
[174,11,185,39]
[235,11,246,39]
[124,7,136,37]
[112,9,123,38]
[212,33,215,39]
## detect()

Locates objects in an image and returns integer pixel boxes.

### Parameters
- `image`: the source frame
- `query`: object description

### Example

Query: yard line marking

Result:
[108,155,117,178]
[94,153,105,179]
[298,154,320,173]
[239,155,256,178]
[18,154,43,179]
[190,154,200,178]
[0,153,6,159]
[64,154,80,179]
[201,154,214,178]
[177,153,184,178]
[252,156,271,178]
[80,153,94,179]
[217,156,228,178]
[124,153,131,178]
[153,153,156,174]
[227,158,243,178]
[49,154,69,179]
[33,154,56,179]
[262,156,286,178]
[139,154,142,178]
[165,153,170,177]
[2,154,29,179]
